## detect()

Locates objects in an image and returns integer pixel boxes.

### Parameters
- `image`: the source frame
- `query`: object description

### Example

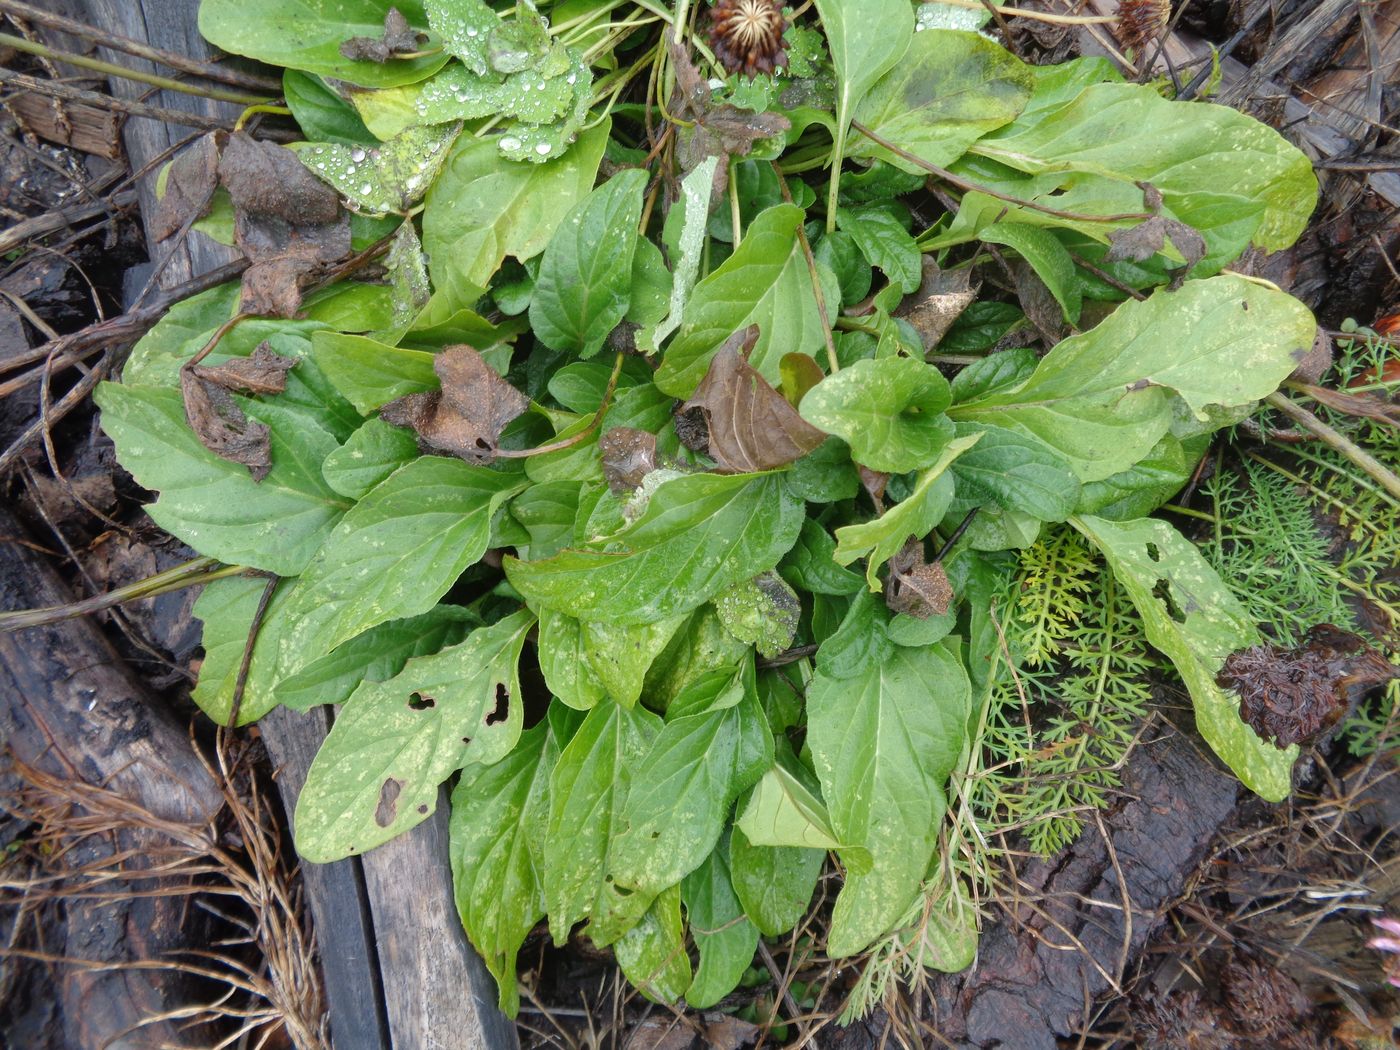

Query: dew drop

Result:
[500,136,522,151]
[351,147,366,162]
[360,182,372,195]
[535,142,551,156]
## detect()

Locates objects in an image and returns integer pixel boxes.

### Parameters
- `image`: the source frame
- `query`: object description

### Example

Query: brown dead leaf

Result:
[340,7,427,63]
[895,257,978,351]
[1217,624,1398,749]
[702,1013,759,1050]
[152,131,225,242]
[886,538,953,619]
[380,345,529,463]
[1106,182,1206,290]
[1010,259,1064,348]
[859,465,889,513]
[1292,381,1400,428]
[599,427,658,494]
[680,326,826,472]
[192,342,297,396]
[219,132,350,317]
[1288,328,1333,384]
[180,369,273,481]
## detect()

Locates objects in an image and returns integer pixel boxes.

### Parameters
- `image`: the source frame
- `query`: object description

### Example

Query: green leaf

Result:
[543,699,662,941]
[310,333,437,414]
[283,70,376,145]
[833,433,980,588]
[729,826,823,938]
[510,481,582,559]
[627,237,673,326]
[799,357,956,473]
[320,418,420,499]
[529,168,648,357]
[450,715,558,1017]
[121,283,239,385]
[807,641,971,955]
[1075,433,1201,520]
[536,607,610,711]
[610,668,772,899]
[95,384,349,576]
[642,607,752,715]
[1070,515,1296,800]
[191,576,294,726]
[273,457,526,680]
[655,205,830,398]
[297,123,460,215]
[614,884,691,1004]
[294,610,535,861]
[849,29,1032,172]
[788,437,861,503]
[422,122,608,305]
[836,206,922,294]
[948,424,1080,521]
[972,82,1317,253]
[682,834,759,1010]
[276,605,478,711]
[818,589,894,679]
[814,0,913,209]
[714,573,801,658]
[582,614,688,708]
[948,345,1036,402]
[977,221,1081,323]
[949,275,1317,482]
[425,0,498,74]
[736,754,841,853]
[505,471,805,625]
[199,0,449,89]
[779,518,864,596]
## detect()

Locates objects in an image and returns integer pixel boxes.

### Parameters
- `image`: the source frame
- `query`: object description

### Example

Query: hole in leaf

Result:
[485,682,509,726]
[1145,542,1161,562]
[374,778,402,828]
[408,691,435,710]
[462,736,473,746]
[1152,578,1186,623]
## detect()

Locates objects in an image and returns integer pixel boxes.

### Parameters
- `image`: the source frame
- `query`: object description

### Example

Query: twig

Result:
[0,557,244,632]
[0,0,281,92]
[0,189,138,257]
[495,352,626,458]
[0,32,270,106]
[756,940,822,1050]
[1263,391,1400,502]
[0,67,232,130]
[850,120,1151,225]
[773,163,840,373]
[227,575,279,728]
[934,0,1116,23]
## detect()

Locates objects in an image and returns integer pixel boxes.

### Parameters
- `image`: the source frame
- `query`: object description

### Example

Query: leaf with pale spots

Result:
[298,123,460,215]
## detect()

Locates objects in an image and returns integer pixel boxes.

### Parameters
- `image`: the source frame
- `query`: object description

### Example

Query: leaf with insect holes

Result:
[294,609,535,861]
[272,456,526,685]
[298,123,460,216]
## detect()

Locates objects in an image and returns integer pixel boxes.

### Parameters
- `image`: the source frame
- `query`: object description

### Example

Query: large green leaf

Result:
[582,615,688,708]
[609,668,772,899]
[948,424,1080,521]
[807,641,970,955]
[949,275,1316,482]
[529,168,648,357]
[199,0,449,89]
[320,418,420,500]
[310,333,437,413]
[191,575,295,725]
[505,471,805,624]
[294,610,535,861]
[729,826,823,938]
[422,122,608,305]
[542,699,662,941]
[450,715,558,1016]
[273,457,526,681]
[614,885,691,1004]
[799,357,956,473]
[833,433,980,588]
[276,605,478,711]
[95,384,350,576]
[977,221,1081,323]
[682,834,759,1010]
[1071,515,1296,799]
[836,206,921,294]
[655,205,830,398]
[971,82,1317,252]
[536,607,609,711]
[849,29,1032,171]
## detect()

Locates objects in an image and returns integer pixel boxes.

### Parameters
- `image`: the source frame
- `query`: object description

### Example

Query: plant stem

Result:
[851,119,1152,225]
[0,0,281,92]
[728,158,743,247]
[932,0,1117,23]
[1264,391,1400,503]
[495,353,626,458]
[0,558,244,633]
[0,67,232,131]
[773,163,839,373]
[0,32,270,106]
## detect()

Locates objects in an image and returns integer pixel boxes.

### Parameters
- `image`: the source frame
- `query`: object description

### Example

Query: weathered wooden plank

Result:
[360,788,521,1050]
[263,706,393,1050]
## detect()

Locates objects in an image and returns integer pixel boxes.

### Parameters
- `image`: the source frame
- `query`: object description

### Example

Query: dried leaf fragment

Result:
[341,7,427,63]
[179,369,273,481]
[192,342,297,396]
[599,427,659,494]
[886,539,953,619]
[1217,624,1398,749]
[680,326,826,472]
[1106,181,1206,289]
[380,345,529,463]
[152,131,225,242]
[895,257,977,351]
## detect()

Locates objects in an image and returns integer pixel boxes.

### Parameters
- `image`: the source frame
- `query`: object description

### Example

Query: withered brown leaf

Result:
[886,539,954,619]
[218,132,350,317]
[380,345,530,463]
[180,369,274,482]
[599,427,659,494]
[192,342,297,396]
[1106,181,1206,290]
[895,257,978,352]
[1217,624,1398,749]
[679,326,826,473]
[151,131,225,242]
[340,7,427,63]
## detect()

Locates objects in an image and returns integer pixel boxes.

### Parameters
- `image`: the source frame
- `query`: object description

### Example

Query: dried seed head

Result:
[1115,0,1169,55]
[708,0,788,77]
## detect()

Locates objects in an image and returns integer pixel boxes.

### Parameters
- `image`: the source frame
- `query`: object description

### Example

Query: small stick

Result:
[227,575,279,728]
[1264,391,1400,502]
[773,163,840,374]
[0,68,232,131]
[0,0,281,92]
